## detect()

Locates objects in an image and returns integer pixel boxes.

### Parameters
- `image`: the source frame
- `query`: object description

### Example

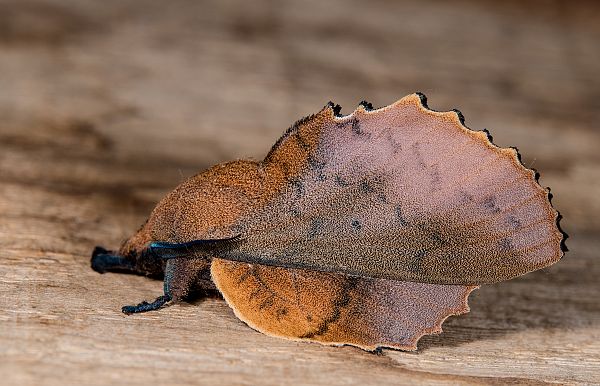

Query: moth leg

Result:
[121,258,211,314]
[164,257,212,301]
[91,246,136,274]
[122,295,172,314]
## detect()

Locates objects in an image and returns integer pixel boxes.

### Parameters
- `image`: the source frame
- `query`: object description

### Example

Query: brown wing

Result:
[211,258,476,351]
[217,93,565,285]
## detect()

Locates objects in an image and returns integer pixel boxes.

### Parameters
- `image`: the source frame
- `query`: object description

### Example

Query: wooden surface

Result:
[1,0,599,384]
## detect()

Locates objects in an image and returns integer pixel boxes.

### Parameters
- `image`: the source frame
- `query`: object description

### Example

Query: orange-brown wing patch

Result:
[211,258,476,351]
[260,105,334,198]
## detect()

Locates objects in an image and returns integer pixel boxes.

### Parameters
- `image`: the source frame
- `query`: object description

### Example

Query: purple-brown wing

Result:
[219,93,565,284]
[211,258,477,351]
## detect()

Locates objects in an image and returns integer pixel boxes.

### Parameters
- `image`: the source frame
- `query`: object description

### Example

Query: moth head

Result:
[120,221,161,269]
[91,187,181,277]
[91,218,164,277]
[110,191,186,276]
[91,160,260,276]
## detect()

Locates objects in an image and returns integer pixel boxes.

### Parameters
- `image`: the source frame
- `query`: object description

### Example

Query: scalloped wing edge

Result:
[316,93,568,262]
[212,260,479,352]
[363,285,479,352]
[412,92,568,255]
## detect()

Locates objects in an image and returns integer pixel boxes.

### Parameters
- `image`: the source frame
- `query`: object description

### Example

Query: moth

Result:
[91,93,566,351]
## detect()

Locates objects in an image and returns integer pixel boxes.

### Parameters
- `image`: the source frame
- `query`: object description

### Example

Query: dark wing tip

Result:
[358,100,374,111]
[326,101,343,117]
[548,192,569,253]
[480,128,494,143]
[451,108,466,126]
[415,91,429,108]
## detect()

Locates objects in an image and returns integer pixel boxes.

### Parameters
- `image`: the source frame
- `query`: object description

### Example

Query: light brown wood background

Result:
[1,0,599,384]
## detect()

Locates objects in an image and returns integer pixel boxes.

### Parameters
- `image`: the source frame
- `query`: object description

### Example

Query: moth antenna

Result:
[150,235,242,260]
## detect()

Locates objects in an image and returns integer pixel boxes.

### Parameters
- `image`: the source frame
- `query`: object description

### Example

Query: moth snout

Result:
[90,246,134,274]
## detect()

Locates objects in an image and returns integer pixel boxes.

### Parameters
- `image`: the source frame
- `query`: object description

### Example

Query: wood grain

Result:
[1,0,599,384]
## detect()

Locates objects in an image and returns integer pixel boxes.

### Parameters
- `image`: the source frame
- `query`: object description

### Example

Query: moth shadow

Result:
[186,288,223,304]
[414,262,596,352]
